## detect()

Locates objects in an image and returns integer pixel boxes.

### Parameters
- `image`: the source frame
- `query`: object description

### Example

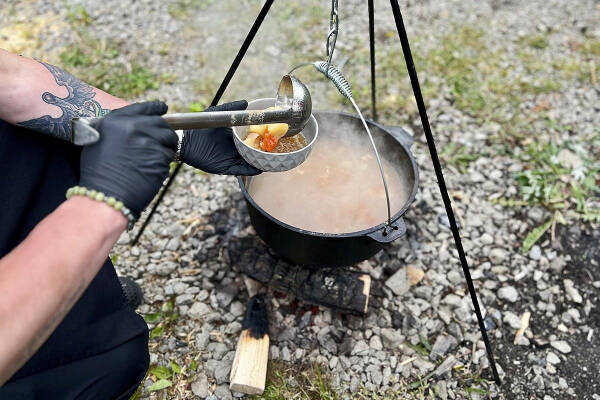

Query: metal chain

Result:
[325,0,339,77]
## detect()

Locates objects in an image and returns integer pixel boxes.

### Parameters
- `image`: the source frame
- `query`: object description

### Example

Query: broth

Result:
[248,134,411,233]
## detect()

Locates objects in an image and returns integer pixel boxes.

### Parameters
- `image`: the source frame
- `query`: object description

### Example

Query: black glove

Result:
[180,100,262,176]
[79,101,177,218]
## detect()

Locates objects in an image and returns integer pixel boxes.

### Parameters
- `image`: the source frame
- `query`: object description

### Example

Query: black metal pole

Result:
[389,0,501,385]
[368,0,377,121]
[133,0,275,245]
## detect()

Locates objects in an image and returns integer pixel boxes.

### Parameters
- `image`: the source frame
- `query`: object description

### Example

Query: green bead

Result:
[66,188,73,198]
[77,187,86,196]
[86,189,97,198]
[106,197,116,207]
[114,201,124,211]
[95,192,105,202]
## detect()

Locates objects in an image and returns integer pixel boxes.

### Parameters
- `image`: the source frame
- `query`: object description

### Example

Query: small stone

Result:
[196,329,210,350]
[213,361,231,384]
[489,248,506,264]
[230,301,245,317]
[352,340,370,356]
[371,369,383,385]
[532,374,545,390]
[281,346,291,361]
[188,302,210,319]
[429,335,458,361]
[278,327,296,342]
[385,267,410,296]
[564,279,583,303]
[434,355,457,376]
[516,335,530,346]
[483,316,496,331]
[550,257,566,273]
[207,342,229,359]
[547,352,560,365]
[173,282,188,295]
[165,237,180,251]
[226,322,242,335]
[215,385,233,400]
[191,373,209,398]
[498,286,519,303]
[441,294,463,308]
[480,233,494,245]
[447,270,462,285]
[503,311,522,329]
[550,340,572,354]
[156,261,177,276]
[529,245,542,260]
[558,377,568,389]
[216,285,238,308]
[381,328,404,349]
[369,335,383,351]
[406,266,425,286]
[175,294,194,305]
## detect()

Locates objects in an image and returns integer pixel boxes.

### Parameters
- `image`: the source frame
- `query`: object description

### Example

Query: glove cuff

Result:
[174,130,184,162]
[66,185,137,230]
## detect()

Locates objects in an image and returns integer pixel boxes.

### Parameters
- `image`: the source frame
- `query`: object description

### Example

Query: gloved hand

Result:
[180,100,262,176]
[79,101,177,219]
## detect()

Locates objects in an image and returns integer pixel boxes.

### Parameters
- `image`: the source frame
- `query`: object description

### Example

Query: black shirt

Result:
[0,120,147,380]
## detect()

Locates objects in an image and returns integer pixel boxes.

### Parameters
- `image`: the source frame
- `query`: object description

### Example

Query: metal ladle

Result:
[70,75,312,145]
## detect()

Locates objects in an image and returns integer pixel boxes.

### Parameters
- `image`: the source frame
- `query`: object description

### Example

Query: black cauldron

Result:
[237,111,419,268]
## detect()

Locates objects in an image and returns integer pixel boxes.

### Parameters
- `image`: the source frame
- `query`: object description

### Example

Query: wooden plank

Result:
[238,261,371,315]
[229,330,270,394]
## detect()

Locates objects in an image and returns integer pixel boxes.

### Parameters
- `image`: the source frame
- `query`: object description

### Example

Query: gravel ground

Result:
[2,0,599,399]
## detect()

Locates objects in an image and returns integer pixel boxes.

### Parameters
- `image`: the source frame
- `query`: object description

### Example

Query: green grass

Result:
[255,361,452,400]
[168,0,214,19]
[65,4,92,26]
[440,143,480,173]
[494,130,600,250]
[523,34,549,49]
[256,361,339,400]
[144,299,179,339]
[58,5,171,99]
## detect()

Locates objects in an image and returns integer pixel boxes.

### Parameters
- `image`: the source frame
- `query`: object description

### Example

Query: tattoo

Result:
[17,62,110,141]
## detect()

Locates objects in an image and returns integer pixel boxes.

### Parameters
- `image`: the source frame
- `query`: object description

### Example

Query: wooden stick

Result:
[359,274,371,314]
[229,295,269,395]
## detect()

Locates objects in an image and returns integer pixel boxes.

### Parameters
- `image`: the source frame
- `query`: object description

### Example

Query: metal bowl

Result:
[233,98,318,172]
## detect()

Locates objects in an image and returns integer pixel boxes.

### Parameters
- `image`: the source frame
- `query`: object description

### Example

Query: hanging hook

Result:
[325,0,339,77]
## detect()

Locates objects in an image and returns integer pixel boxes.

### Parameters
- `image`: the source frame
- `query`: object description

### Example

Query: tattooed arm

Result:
[0,48,128,141]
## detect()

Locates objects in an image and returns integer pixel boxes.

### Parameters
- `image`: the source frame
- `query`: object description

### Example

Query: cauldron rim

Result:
[237,109,419,239]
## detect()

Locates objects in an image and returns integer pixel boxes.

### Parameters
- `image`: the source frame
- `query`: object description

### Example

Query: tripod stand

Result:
[134,0,502,385]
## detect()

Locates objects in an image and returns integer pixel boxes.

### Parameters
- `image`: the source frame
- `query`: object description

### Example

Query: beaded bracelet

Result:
[66,186,136,230]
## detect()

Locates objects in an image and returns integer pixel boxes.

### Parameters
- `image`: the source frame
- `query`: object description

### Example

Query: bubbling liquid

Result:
[248,135,411,234]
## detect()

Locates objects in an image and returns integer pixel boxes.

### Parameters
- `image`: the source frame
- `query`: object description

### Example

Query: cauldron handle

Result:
[385,125,414,149]
[367,217,407,244]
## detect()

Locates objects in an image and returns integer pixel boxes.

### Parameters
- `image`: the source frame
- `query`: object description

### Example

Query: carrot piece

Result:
[260,133,278,152]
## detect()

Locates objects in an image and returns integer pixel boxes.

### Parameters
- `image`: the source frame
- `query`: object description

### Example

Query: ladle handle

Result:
[70,108,293,145]
[163,108,292,130]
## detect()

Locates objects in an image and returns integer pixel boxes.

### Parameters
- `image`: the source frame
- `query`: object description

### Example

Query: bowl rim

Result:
[237,109,420,238]
[233,97,318,156]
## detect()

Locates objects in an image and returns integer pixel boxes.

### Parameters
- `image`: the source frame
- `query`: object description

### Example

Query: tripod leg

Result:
[133,0,275,245]
[368,0,377,121]
[388,0,502,385]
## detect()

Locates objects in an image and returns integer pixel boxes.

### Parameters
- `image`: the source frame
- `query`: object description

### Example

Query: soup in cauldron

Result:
[248,133,410,234]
